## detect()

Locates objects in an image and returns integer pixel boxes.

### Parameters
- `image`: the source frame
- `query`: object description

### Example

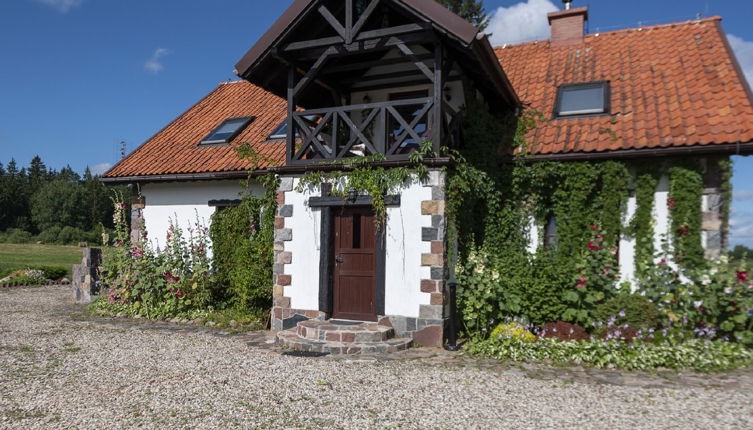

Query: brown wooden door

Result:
[332,207,377,321]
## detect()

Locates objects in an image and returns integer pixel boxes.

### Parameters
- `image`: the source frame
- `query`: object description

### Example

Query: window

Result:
[554,82,609,117]
[200,117,255,145]
[268,122,289,139]
[544,215,557,250]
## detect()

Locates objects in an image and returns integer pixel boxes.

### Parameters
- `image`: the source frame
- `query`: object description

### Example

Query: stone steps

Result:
[277,320,412,354]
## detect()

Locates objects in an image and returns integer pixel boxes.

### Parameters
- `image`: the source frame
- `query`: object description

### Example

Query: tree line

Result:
[0,156,125,245]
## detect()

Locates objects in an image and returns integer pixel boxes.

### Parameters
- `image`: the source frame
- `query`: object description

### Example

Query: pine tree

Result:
[435,0,489,31]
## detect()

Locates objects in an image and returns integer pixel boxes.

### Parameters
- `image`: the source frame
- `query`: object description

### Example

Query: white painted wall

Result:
[618,194,637,286]
[283,179,322,311]
[281,176,432,318]
[140,180,260,250]
[384,178,433,318]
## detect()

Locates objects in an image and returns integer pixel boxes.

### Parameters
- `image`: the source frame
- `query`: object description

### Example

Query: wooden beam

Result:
[396,43,434,82]
[345,0,353,44]
[283,25,430,55]
[318,5,347,41]
[339,70,429,85]
[338,111,379,156]
[321,54,433,75]
[433,43,444,150]
[286,67,296,165]
[351,0,380,37]
[351,76,461,93]
[293,46,337,96]
[386,105,424,145]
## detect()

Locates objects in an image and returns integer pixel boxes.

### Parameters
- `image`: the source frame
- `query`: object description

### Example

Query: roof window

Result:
[268,122,289,140]
[554,82,609,117]
[200,117,255,145]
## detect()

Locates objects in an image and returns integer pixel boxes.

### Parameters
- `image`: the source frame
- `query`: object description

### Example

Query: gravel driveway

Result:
[1,286,752,429]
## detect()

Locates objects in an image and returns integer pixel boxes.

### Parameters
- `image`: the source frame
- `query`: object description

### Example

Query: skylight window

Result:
[200,117,255,145]
[555,82,609,117]
[268,122,289,140]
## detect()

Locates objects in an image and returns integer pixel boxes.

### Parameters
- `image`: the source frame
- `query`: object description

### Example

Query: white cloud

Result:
[487,0,559,45]
[35,0,84,13]
[144,48,170,74]
[730,210,753,247]
[89,163,112,176]
[728,34,753,88]
[734,189,753,201]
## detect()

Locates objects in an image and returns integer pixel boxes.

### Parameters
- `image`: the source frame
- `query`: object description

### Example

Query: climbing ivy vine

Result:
[668,164,704,268]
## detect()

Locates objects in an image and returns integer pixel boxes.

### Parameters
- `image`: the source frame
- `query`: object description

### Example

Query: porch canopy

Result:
[234,0,520,165]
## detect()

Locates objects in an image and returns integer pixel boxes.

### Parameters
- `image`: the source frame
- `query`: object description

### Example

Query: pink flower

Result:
[659,259,667,266]
[588,242,602,251]
[175,288,184,298]
[737,271,749,283]
[120,203,127,209]
[590,224,599,231]
[576,276,587,288]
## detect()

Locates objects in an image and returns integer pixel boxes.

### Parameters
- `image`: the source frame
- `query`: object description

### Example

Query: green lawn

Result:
[0,243,83,278]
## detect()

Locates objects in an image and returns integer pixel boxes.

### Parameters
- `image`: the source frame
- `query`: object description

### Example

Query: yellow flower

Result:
[491,322,536,343]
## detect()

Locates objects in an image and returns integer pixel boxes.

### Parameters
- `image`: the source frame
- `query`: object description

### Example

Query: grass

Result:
[0,243,83,278]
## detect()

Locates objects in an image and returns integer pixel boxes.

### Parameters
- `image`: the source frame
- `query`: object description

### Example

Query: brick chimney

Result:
[548,6,588,46]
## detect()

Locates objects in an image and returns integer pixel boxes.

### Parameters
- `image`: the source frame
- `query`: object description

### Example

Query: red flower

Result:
[698,306,706,313]
[588,242,603,251]
[659,259,667,266]
[736,271,749,283]
[667,198,677,210]
[175,288,183,298]
[590,224,599,231]
[676,225,690,236]
[120,203,127,209]
[576,276,587,288]
[596,234,604,239]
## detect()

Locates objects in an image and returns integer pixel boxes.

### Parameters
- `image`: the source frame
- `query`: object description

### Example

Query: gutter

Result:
[512,141,753,162]
[100,169,263,184]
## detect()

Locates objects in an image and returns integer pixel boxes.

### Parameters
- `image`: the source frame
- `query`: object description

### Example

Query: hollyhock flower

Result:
[736,271,749,283]
[590,224,599,231]
[120,203,127,209]
[667,197,677,210]
[588,242,602,251]
[576,276,587,288]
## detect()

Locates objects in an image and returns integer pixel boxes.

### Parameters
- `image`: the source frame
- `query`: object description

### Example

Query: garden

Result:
[88,179,277,330]
[447,104,753,372]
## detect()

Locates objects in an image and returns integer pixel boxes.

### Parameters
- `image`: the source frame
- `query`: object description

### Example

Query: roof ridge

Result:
[218,80,247,86]
[494,16,722,50]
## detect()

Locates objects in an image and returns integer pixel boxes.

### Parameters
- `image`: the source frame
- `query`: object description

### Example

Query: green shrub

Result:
[37,226,62,244]
[5,229,33,244]
[57,226,85,245]
[0,231,6,243]
[594,294,660,329]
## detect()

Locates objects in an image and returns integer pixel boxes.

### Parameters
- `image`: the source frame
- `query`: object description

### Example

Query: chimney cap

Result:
[547,5,589,24]
[562,0,573,9]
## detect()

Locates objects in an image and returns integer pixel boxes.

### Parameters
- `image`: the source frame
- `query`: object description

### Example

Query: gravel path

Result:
[1,286,752,429]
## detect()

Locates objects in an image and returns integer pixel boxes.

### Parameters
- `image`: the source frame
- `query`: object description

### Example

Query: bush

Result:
[37,226,62,244]
[540,321,589,342]
[594,294,660,330]
[34,266,67,280]
[5,228,33,244]
[57,226,85,245]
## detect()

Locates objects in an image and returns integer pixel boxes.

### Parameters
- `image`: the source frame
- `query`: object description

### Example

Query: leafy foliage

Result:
[210,174,277,312]
[468,335,752,372]
[593,295,660,330]
[668,165,704,268]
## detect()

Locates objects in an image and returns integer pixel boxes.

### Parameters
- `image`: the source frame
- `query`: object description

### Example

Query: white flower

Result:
[693,301,703,308]
[724,287,734,295]
[701,275,712,286]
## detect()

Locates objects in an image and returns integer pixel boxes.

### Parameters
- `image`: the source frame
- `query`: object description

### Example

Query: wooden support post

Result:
[433,44,444,152]
[287,67,296,165]
[345,0,353,44]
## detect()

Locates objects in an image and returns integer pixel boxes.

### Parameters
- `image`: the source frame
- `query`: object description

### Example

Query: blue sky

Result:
[0,0,752,246]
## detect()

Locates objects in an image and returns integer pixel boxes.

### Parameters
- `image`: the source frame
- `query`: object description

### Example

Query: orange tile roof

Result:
[495,17,753,156]
[106,17,753,179]
[104,81,287,179]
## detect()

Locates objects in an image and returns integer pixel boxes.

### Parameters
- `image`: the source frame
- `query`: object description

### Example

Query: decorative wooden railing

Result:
[288,97,447,164]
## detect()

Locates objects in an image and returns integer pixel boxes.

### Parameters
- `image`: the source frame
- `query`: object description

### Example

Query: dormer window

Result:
[200,117,255,145]
[268,122,289,140]
[554,82,609,118]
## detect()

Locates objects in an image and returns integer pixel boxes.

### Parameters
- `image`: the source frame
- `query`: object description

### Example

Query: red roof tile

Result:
[106,17,753,179]
[104,81,287,179]
[495,17,753,155]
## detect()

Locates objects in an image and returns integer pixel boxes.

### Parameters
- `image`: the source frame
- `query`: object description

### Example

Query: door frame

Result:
[311,192,396,319]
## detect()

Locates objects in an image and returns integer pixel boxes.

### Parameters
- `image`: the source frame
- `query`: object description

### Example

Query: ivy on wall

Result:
[668,164,704,268]
[629,166,661,280]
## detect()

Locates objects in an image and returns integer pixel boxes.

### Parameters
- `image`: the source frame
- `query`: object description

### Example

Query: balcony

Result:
[287,97,455,165]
